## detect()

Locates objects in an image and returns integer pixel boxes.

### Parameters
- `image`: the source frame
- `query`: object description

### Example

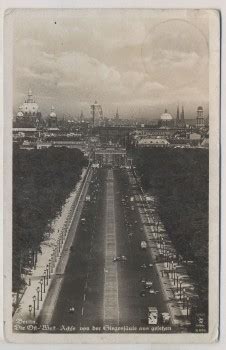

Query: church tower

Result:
[48,105,57,128]
[176,105,180,126]
[115,108,119,121]
[80,110,84,122]
[180,105,185,127]
[196,106,205,128]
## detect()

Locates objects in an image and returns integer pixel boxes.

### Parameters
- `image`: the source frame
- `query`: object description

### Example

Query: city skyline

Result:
[13,9,209,119]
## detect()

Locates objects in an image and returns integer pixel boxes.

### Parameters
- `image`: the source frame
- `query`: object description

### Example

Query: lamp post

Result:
[179,281,182,300]
[43,270,46,293]
[166,251,169,267]
[36,287,40,310]
[32,295,36,318]
[161,237,164,254]
[54,245,57,259]
[53,247,57,262]
[29,304,32,318]
[156,222,159,241]
[186,297,190,318]
[176,274,179,292]
[183,288,186,309]
[46,265,49,284]
[50,254,54,272]
[48,259,51,278]
[39,279,43,301]
[173,267,176,285]
[163,242,166,259]
[168,260,172,275]
[171,261,174,279]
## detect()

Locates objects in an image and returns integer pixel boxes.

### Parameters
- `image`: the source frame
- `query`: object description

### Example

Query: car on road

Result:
[161,312,170,324]
[145,281,153,289]
[85,195,91,202]
[113,255,127,262]
[140,290,146,297]
[141,241,147,249]
[69,306,75,313]
[141,263,147,269]
[148,289,156,294]
[148,307,158,325]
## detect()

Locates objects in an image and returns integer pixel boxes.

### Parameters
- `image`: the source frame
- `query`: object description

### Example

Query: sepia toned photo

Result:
[3,8,220,343]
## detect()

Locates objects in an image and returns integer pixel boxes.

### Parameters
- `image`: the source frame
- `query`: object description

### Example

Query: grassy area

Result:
[131,148,209,313]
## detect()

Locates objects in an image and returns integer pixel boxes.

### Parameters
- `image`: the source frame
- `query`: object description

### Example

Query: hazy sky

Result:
[12,9,209,119]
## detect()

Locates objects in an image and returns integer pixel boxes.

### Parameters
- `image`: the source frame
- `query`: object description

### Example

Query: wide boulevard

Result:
[38,167,169,332]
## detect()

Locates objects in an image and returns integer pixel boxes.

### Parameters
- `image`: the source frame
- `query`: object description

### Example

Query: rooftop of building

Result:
[160,109,173,121]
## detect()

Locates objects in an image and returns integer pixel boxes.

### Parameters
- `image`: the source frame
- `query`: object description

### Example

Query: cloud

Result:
[13,9,209,118]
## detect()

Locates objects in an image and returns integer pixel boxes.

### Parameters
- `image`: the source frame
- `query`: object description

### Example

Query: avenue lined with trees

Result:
[132,148,209,314]
[13,147,87,295]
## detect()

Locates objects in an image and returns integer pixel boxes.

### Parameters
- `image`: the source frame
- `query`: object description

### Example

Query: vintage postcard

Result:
[3,8,220,343]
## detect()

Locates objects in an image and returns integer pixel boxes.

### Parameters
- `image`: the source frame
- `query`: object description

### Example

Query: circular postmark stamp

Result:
[141,19,209,90]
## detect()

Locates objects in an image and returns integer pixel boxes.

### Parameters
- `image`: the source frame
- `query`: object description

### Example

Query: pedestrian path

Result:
[103,170,119,326]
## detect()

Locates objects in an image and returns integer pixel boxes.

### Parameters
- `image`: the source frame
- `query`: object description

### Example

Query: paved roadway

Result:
[114,169,168,327]
[39,167,169,333]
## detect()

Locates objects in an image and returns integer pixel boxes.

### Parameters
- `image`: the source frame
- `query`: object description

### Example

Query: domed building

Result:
[16,88,42,126]
[21,88,39,115]
[159,109,174,128]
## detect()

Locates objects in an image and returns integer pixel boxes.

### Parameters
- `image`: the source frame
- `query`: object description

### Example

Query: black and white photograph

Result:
[3,7,220,343]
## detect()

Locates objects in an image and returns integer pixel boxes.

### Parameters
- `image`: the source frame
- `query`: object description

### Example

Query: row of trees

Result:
[132,148,209,313]
[13,147,87,293]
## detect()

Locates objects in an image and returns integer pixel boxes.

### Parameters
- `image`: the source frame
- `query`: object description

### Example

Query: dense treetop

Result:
[132,148,209,313]
[13,147,87,293]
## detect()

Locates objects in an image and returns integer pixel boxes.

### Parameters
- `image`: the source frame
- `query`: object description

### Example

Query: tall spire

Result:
[176,105,180,121]
[80,110,84,121]
[27,88,34,103]
[115,107,119,120]
[181,105,185,121]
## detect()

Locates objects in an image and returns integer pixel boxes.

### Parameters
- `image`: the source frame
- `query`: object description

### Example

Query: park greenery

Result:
[132,148,209,313]
[13,147,87,294]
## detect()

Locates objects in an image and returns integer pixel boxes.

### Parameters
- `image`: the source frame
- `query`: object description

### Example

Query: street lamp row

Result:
[27,198,77,319]
[133,169,192,321]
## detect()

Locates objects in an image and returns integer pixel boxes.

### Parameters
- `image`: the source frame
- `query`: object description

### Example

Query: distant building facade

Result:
[90,101,104,126]
[137,137,170,148]
[16,89,42,127]
[176,105,186,128]
[47,106,58,128]
[196,106,205,128]
[159,109,174,128]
